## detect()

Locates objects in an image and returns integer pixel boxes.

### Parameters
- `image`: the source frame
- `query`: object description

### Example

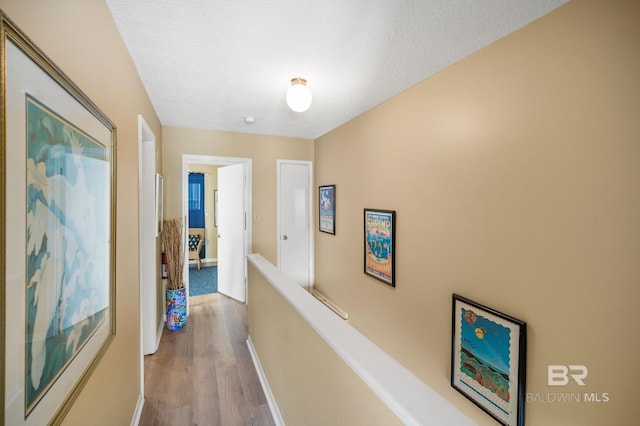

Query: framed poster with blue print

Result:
[363,208,395,287]
[319,185,335,235]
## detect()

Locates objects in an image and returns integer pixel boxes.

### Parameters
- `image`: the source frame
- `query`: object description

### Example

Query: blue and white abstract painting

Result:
[25,95,110,414]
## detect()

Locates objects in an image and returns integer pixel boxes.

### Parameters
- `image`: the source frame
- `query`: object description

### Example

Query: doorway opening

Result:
[181,155,252,311]
[138,115,157,409]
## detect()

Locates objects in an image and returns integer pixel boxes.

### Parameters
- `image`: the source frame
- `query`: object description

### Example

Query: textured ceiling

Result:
[106,0,567,140]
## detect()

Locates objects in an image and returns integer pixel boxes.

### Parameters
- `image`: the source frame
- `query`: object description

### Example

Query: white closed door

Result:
[278,161,311,289]
[217,164,246,302]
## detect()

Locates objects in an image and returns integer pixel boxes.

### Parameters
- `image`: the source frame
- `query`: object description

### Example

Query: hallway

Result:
[140,293,275,425]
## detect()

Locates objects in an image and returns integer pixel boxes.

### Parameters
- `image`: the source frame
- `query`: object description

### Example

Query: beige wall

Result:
[187,164,219,260]
[248,263,402,426]
[163,126,313,264]
[314,1,639,425]
[0,0,162,424]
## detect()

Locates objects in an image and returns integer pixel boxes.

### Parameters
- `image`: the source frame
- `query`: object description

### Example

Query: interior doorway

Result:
[139,117,158,355]
[181,155,252,310]
[138,115,157,405]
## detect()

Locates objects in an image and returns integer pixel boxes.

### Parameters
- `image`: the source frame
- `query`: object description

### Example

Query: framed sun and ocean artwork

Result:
[1,12,116,425]
[451,294,526,426]
[363,209,395,287]
[319,185,335,235]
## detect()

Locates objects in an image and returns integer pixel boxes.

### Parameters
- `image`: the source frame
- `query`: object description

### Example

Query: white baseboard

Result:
[246,337,284,426]
[130,392,144,426]
[155,320,164,353]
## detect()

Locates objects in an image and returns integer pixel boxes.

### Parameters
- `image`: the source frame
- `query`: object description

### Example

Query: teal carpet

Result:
[189,265,218,296]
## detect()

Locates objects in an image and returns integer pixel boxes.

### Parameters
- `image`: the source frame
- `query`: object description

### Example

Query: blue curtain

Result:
[188,173,205,258]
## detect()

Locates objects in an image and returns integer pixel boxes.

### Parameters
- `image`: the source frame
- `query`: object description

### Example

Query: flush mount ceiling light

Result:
[286,78,312,112]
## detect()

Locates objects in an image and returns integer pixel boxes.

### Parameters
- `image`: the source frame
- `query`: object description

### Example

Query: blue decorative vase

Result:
[166,288,186,330]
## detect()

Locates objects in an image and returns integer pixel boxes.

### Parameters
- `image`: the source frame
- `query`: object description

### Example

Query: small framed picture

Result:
[155,173,164,236]
[363,209,395,287]
[451,294,527,426]
[319,185,336,234]
[214,189,218,227]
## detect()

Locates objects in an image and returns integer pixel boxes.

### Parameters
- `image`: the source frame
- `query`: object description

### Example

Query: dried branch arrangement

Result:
[161,218,184,290]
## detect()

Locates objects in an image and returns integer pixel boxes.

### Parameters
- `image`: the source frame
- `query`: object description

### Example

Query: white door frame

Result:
[137,114,157,402]
[181,154,252,307]
[277,159,314,289]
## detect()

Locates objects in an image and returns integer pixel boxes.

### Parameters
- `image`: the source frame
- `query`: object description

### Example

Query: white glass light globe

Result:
[286,79,312,112]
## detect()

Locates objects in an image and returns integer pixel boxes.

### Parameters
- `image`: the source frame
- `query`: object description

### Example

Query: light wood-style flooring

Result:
[139,293,275,426]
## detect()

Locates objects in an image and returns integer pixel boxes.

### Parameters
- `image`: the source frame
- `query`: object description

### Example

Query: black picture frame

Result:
[156,173,163,236]
[363,209,396,287]
[451,294,526,426]
[319,185,336,234]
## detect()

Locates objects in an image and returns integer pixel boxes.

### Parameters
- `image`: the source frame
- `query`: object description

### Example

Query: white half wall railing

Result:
[247,253,475,426]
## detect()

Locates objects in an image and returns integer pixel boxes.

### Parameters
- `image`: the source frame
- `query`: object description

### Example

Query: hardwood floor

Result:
[140,293,275,426]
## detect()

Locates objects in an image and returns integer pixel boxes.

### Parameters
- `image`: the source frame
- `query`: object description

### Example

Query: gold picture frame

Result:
[1,11,117,424]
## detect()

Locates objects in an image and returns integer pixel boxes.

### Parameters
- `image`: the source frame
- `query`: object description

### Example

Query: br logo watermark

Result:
[526,364,609,404]
[548,365,588,386]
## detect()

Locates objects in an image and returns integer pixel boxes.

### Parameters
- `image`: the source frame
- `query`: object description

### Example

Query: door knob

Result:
[283,235,288,240]
[217,234,221,239]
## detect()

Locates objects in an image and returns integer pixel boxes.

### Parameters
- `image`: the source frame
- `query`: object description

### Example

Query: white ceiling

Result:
[106,0,567,140]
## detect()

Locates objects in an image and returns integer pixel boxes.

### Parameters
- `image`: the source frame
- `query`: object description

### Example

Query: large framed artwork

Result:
[1,12,116,425]
[451,294,527,426]
[318,185,335,235]
[363,208,395,287]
